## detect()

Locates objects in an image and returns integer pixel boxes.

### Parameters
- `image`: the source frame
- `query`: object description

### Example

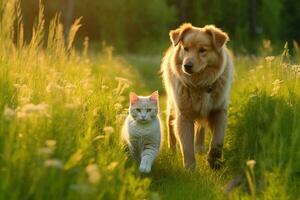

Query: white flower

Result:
[107,161,118,171]
[114,103,123,112]
[86,164,101,184]
[116,114,127,123]
[246,160,256,168]
[103,126,114,134]
[265,56,275,62]
[65,83,76,90]
[101,85,109,90]
[3,105,15,120]
[46,139,56,147]
[17,103,50,118]
[46,82,64,93]
[44,159,63,169]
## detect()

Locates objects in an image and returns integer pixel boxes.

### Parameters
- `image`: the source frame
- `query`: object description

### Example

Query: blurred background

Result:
[19,0,300,53]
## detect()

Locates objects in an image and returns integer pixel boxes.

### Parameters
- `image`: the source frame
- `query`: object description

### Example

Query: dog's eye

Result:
[183,47,189,52]
[146,109,152,112]
[136,108,141,112]
[199,47,207,53]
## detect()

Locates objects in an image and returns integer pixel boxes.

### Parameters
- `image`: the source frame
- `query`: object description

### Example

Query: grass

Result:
[1,1,300,199]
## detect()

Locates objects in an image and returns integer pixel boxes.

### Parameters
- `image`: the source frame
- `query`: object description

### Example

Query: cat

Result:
[122,91,161,173]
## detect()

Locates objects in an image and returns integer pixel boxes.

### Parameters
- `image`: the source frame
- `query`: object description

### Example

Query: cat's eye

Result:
[136,108,141,112]
[146,109,152,112]
[183,47,189,52]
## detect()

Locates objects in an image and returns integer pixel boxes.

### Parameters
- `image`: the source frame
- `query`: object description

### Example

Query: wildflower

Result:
[44,159,63,169]
[103,126,114,134]
[17,103,50,118]
[291,65,300,77]
[107,161,118,171]
[246,160,256,168]
[116,114,127,123]
[265,56,275,62]
[65,82,76,90]
[3,105,15,120]
[114,103,123,112]
[46,139,57,147]
[101,85,109,90]
[46,82,64,93]
[86,164,101,184]
[14,84,32,105]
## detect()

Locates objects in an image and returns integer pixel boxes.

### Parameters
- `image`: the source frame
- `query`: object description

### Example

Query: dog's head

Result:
[170,23,228,75]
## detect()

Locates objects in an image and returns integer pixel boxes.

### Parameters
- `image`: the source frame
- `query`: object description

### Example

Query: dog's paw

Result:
[207,146,223,170]
[139,159,152,173]
[207,158,223,170]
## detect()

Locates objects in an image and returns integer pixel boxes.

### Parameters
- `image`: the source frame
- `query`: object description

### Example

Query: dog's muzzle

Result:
[183,62,194,74]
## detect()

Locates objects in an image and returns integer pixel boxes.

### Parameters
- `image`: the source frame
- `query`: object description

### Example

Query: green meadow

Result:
[1,2,300,200]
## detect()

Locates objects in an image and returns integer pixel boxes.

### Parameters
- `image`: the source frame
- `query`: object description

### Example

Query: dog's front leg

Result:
[195,126,206,153]
[175,114,195,170]
[208,109,227,169]
[167,109,177,151]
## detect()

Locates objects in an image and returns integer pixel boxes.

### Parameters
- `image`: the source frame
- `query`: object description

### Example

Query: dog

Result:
[161,23,234,170]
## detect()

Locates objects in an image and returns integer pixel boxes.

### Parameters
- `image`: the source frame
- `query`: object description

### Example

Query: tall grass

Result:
[0,1,149,199]
[227,51,300,199]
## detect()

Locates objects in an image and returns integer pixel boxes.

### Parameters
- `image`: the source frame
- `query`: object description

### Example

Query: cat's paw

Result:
[139,159,152,173]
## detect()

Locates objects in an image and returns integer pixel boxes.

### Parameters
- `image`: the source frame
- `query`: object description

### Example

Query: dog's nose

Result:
[184,62,193,72]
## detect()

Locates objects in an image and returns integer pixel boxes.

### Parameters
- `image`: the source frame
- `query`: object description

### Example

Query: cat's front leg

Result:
[139,146,158,173]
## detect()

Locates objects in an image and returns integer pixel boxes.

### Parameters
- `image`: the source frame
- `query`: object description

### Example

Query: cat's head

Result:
[129,91,159,123]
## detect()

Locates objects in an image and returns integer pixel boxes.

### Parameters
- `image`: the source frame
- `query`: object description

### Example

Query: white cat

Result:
[122,91,161,173]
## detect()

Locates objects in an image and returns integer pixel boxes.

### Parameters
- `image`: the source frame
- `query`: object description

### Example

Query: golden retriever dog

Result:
[161,23,233,170]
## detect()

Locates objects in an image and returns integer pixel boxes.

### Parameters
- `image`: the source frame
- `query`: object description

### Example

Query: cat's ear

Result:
[150,91,159,103]
[130,92,138,105]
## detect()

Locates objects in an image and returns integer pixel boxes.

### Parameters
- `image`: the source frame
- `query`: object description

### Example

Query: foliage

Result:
[18,0,300,52]
[0,1,150,199]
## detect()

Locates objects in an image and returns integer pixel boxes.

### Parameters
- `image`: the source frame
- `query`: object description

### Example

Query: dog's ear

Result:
[204,25,229,49]
[169,23,192,46]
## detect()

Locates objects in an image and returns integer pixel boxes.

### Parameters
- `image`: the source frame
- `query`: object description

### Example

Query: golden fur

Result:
[161,23,234,170]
